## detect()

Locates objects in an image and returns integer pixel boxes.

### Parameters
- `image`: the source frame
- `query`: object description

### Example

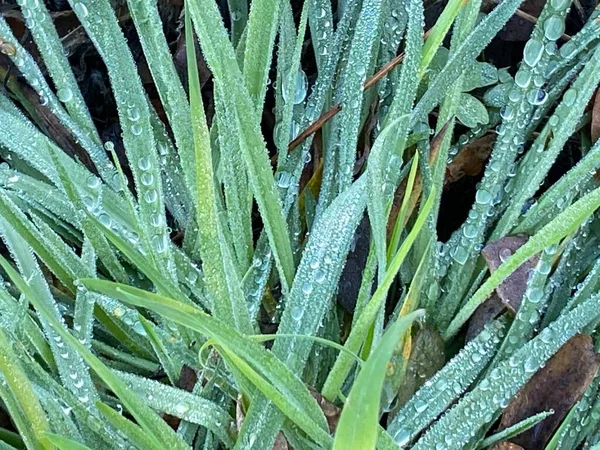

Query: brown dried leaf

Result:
[272,433,289,450]
[444,133,496,188]
[309,387,341,433]
[388,325,446,419]
[592,87,600,145]
[490,443,524,450]
[162,365,198,429]
[467,235,539,341]
[0,54,98,175]
[466,293,506,341]
[338,215,371,313]
[481,234,540,312]
[499,334,600,449]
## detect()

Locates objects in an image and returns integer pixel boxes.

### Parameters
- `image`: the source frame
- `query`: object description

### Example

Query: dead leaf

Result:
[309,387,341,433]
[491,443,524,450]
[466,293,506,341]
[272,433,289,450]
[481,234,540,311]
[467,235,539,340]
[445,133,496,188]
[338,215,372,313]
[388,325,446,421]
[592,87,600,145]
[0,54,98,175]
[163,365,198,429]
[498,334,600,449]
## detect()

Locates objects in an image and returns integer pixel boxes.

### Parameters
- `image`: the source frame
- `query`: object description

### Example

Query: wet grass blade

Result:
[332,310,424,450]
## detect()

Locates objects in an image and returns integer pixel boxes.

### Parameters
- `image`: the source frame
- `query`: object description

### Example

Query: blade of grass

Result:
[332,310,425,450]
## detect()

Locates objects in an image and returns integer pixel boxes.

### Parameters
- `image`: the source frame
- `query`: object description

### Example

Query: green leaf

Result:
[332,310,424,450]
[96,402,162,450]
[45,434,92,450]
[455,93,489,128]
[188,0,295,292]
[0,327,50,450]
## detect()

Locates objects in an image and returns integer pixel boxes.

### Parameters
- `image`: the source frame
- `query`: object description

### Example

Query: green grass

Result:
[0,0,600,448]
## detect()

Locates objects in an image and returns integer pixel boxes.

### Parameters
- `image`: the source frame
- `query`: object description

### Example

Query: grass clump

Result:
[1,0,600,448]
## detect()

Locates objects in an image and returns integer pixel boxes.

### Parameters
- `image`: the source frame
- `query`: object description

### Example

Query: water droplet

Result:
[523,39,544,67]
[276,171,291,189]
[144,189,158,203]
[514,70,531,89]
[315,269,326,283]
[544,16,565,41]
[451,246,468,265]
[293,70,308,104]
[231,10,241,21]
[524,356,537,373]
[475,189,492,204]
[127,107,141,122]
[151,234,167,253]
[527,287,543,303]
[463,224,477,239]
[527,88,547,105]
[395,428,410,446]
[133,321,147,336]
[291,306,304,321]
[57,88,73,103]
[538,260,551,275]
[174,403,190,416]
[73,2,88,17]
[563,88,577,106]
[301,281,313,295]
[559,41,576,58]
[414,399,427,413]
[500,105,514,120]
[98,213,111,227]
[499,247,512,263]
[141,172,154,186]
[131,124,143,136]
[317,7,326,18]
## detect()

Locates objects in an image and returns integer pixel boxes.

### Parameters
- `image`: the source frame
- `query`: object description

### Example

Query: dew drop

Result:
[451,246,468,265]
[98,213,111,227]
[57,88,73,103]
[523,39,544,67]
[301,281,313,295]
[141,172,154,186]
[499,247,512,263]
[414,399,427,413]
[475,189,492,204]
[144,189,158,203]
[291,306,304,321]
[151,234,167,253]
[563,88,577,106]
[73,2,88,17]
[514,70,531,89]
[463,224,477,239]
[544,16,565,41]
